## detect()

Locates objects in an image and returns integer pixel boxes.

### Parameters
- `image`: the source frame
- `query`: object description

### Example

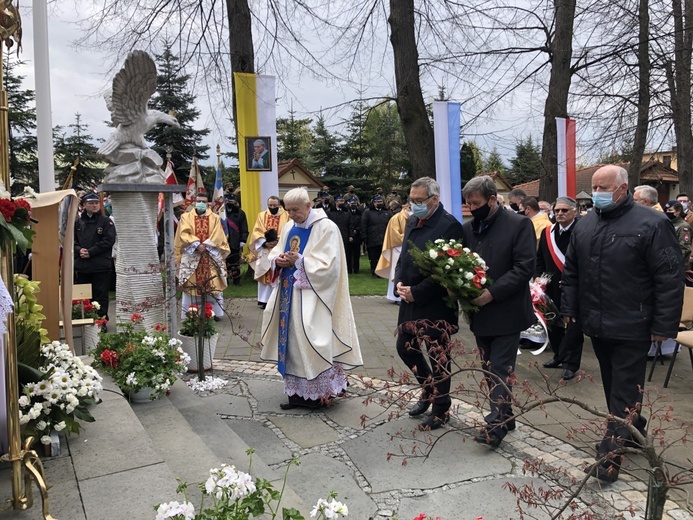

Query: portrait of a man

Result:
[246,137,272,171]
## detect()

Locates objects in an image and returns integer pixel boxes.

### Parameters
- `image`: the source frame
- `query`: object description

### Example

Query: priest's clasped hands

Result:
[276,251,299,268]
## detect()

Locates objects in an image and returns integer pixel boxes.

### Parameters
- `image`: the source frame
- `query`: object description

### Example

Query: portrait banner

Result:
[433,101,462,223]
[233,73,279,226]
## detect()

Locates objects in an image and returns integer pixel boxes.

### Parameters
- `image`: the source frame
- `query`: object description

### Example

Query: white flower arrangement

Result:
[19,341,103,444]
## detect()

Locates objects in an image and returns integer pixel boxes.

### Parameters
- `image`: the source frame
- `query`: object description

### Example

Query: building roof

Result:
[277,158,324,189]
[511,161,679,198]
[475,171,514,192]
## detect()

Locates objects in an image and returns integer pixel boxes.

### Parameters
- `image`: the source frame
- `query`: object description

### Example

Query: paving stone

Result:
[201,392,253,417]
[224,418,293,465]
[322,394,388,429]
[245,378,311,415]
[268,415,339,449]
[341,419,512,493]
[285,453,378,519]
[669,510,693,520]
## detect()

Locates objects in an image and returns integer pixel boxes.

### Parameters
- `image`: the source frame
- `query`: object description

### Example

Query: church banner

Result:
[433,101,462,223]
[233,73,279,224]
[556,117,576,199]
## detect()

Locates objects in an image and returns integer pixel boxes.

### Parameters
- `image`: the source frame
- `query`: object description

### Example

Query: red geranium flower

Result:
[72,299,80,305]
[446,248,460,257]
[130,313,143,323]
[100,349,119,367]
[0,199,16,222]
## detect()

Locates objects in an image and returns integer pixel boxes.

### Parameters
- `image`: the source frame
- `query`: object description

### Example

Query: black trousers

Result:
[345,241,361,274]
[367,244,382,274]
[396,325,452,413]
[548,319,584,371]
[591,337,649,453]
[475,332,520,439]
[75,270,111,319]
[226,248,241,284]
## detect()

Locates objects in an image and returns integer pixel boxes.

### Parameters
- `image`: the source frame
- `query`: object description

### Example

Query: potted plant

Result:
[176,302,219,373]
[91,313,190,402]
[72,298,107,349]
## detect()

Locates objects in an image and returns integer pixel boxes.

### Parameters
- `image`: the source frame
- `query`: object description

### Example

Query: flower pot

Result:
[129,387,157,403]
[176,332,219,372]
[82,324,100,353]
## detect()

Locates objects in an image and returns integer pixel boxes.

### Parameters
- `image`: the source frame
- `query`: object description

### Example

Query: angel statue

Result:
[99,50,179,184]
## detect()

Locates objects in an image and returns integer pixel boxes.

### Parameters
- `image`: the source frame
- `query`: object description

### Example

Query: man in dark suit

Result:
[461,175,536,448]
[536,196,584,380]
[395,177,464,430]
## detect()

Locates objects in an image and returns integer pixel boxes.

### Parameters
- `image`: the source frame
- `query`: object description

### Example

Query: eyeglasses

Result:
[554,208,573,213]
[408,195,434,205]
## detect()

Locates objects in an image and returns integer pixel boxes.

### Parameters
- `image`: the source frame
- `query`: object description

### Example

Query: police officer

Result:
[74,193,116,331]
[664,200,692,270]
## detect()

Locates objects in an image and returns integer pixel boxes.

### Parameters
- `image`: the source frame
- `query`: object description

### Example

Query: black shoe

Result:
[587,458,621,483]
[408,400,431,417]
[279,396,323,410]
[561,369,577,381]
[474,428,503,448]
[543,358,562,369]
[213,316,221,322]
[257,301,264,306]
[260,303,267,310]
[419,413,449,430]
[506,417,516,431]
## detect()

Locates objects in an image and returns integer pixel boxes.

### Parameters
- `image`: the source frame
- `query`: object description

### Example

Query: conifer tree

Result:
[342,98,372,178]
[363,101,410,186]
[460,140,483,181]
[276,105,312,163]
[482,147,507,175]
[53,113,102,190]
[307,112,342,175]
[507,136,542,185]
[145,45,210,182]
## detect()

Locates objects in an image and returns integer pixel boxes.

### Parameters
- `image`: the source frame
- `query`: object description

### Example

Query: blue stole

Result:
[278,225,313,376]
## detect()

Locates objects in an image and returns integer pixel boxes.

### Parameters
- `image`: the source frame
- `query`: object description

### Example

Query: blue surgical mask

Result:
[195,202,207,212]
[411,203,429,219]
[592,192,615,211]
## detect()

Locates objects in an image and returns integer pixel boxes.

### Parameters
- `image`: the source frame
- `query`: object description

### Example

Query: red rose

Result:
[446,248,461,257]
[14,199,31,212]
[473,276,483,289]
[0,199,16,222]
[83,303,94,312]
[473,267,485,277]
[130,313,143,323]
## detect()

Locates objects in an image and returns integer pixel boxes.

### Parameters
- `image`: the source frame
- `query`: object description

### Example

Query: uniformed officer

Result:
[664,200,692,270]
[74,193,116,330]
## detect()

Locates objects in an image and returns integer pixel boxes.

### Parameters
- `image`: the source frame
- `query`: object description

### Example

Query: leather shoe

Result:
[586,458,621,483]
[474,429,503,448]
[419,413,449,430]
[561,369,577,381]
[543,358,562,369]
[408,400,431,417]
[279,396,323,410]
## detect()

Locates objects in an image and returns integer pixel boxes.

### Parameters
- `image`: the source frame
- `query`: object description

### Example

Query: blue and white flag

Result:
[433,101,462,223]
[212,161,227,234]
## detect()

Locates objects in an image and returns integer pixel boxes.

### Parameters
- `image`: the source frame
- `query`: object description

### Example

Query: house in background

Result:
[646,149,677,171]
[277,158,324,200]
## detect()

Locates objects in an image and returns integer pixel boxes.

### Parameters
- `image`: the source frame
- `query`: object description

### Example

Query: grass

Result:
[222,256,387,298]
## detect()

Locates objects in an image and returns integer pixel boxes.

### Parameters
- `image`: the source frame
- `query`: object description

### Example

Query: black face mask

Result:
[509,202,520,212]
[471,203,491,221]
[268,207,279,215]
[666,212,677,220]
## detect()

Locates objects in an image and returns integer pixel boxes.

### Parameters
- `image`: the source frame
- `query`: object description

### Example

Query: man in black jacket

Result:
[74,193,117,327]
[361,195,392,277]
[562,165,684,482]
[224,194,249,286]
[461,175,536,448]
[395,177,464,430]
[328,195,350,246]
[345,198,362,274]
[536,196,584,380]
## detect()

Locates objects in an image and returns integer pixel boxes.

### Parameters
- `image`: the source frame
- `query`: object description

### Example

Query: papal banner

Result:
[433,101,462,223]
[556,117,576,199]
[233,73,279,226]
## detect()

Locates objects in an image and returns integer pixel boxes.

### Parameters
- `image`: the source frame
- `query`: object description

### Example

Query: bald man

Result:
[561,165,683,483]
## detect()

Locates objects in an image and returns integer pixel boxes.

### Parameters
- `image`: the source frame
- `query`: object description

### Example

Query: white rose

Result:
[40,435,52,445]
[480,277,487,285]
[444,265,450,270]
[465,272,474,280]
[463,247,471,253]
[429,250,438,259]
[54,421,67,432]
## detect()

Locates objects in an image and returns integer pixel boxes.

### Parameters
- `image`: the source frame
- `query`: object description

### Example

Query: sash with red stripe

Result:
[545,224,565,272]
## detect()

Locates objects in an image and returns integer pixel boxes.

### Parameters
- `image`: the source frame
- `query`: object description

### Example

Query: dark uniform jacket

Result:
[361,206,392,248]
[535,222,574,310]
[561,194,684,340]
[225,208,249,250]
[461,206,536,336]
[395,204,464,327]
[74,212,116,272]
[328,206,350,242]
[347,209,362,244]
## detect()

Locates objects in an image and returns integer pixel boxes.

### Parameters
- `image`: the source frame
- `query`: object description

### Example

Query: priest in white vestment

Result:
[260,187,363,409]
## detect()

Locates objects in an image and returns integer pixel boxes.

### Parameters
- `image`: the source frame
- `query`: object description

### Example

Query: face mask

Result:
[471,203,491,221]
[666,212,677,220]
[404,209,413,217]
[682,202,689,212]
[509,202,519,212]
[592,192,615,211]
[411,203,429,219]
[195,202,207,213]
[268,207,279,215]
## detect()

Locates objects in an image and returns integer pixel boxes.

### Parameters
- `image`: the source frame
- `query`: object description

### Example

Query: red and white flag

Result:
[556,117,576,199]
[185,158,205,209]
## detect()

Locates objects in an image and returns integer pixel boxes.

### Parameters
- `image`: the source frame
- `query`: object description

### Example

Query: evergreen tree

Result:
[460,140,483,181]
[3,55,38,195]
[276,105,312,163]
[342,98,370,174]
[363,101,410,187]
[53,113,103,190]
[507,136,542,185]
[307,112,342,174]
[145,45,210,182]
[482,147,507,175]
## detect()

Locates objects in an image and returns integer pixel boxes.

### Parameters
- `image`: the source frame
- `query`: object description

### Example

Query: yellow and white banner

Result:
[234,73,279,224]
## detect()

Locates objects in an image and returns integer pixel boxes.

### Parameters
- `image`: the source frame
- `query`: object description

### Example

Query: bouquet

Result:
[91,314,190,400]
[179,303,218,338]
[0,182,36,253]
[19,341,103,445]
[408,238,491,312]
[530,274,561,330]
[72,298,101,320]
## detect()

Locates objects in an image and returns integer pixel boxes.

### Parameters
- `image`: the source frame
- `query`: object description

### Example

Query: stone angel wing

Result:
[108,50,158,126]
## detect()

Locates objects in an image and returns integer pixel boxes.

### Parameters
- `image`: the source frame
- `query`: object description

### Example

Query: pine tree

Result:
[145,45,210,182]
[460,140,483,181]
[53,113,103,190]
[482,147,507,175]
[307,112,342,174]
[363,101,410,186]
[342,97,372,178]
[507,136,542,185]
[276,105,312,163]
[3,55,38,195]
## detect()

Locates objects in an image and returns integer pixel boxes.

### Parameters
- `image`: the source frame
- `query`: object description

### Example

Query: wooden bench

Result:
[59,284,95,354]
